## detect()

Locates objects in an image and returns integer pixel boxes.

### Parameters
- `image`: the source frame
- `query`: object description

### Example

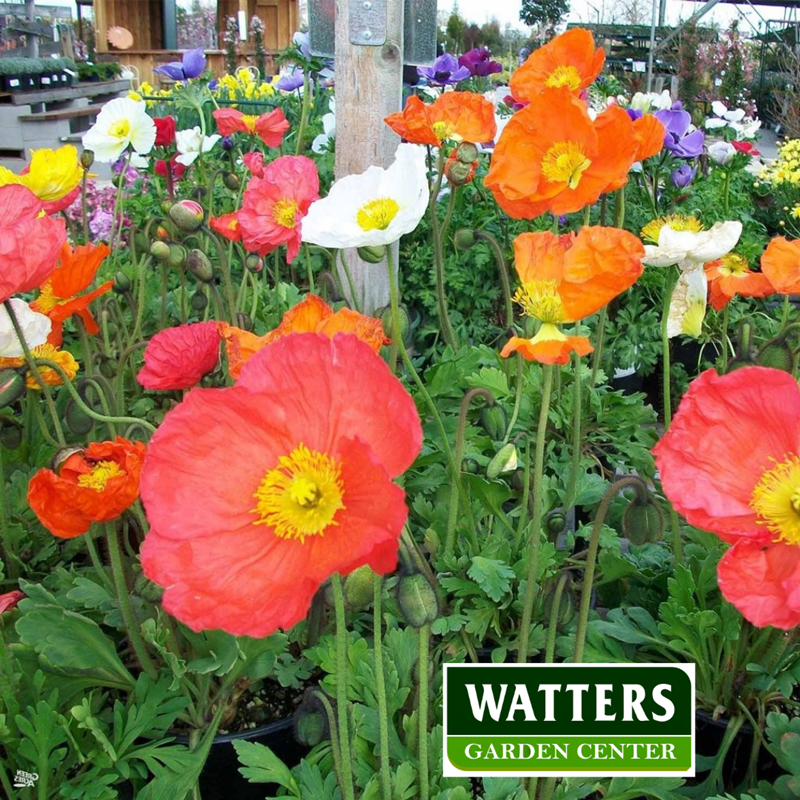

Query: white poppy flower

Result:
[130,153,150,169]
[705,101,747,130]
[301,143,429,248]
[82,97,157,163]
[0,298,51,357]
[730,117,762,139]
[311,98,336,154]
[629,90,672,113]
[708,141,736,166]
[667,267,707,338]
[643,221,742,270]
[175,128,221,166]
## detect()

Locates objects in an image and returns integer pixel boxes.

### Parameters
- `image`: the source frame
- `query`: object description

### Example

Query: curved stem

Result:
[294,69,312,155]
[201,226,237,322]
[331,573,355,800]
[474,230,514,330]
[565,350,583,510]
[418,624,430,800]
[503,354,524,445]
[303,243,316,294]
[544,572,569,664]
[132,257,154,342]
[373,573,392,800]
[589,306,607,386]
[338,250,361,314]
[429,150,458,348]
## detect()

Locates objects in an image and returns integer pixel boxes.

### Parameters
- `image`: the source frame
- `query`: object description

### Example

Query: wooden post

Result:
[334,0,404,314]
[25,0,38,58]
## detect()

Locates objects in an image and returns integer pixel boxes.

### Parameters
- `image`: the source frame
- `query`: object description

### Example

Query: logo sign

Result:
[443,663,695,777]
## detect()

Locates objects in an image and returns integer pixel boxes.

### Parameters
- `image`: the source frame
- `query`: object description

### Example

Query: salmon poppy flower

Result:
[137,321,220,391]
[510,28,605,103]
[632,114,666,162]
[0,343,79,389]
[243,151,265,177]
[0,185,66,303]
[238,155,319,263]
[140,333,422,636]
[28,437,146,538]
[209,212,242,242]
[213,107,290,148]
[706,254,775,311]
[502,227,644,364]
[485,89,637,219]
[0,590,24,614]
[653,366,800,629]
[384,92,496,147]
[30,242,112,346]
[218,294,389,379]
[760,236,800,294]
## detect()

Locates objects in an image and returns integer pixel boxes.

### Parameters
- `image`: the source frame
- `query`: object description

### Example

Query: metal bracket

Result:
[348,0,387,46]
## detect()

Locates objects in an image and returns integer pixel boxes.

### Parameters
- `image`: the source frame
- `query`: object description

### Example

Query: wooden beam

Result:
[334,0,404,314]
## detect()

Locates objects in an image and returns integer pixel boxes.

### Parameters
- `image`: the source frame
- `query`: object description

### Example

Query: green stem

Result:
[474,230,514,329]
[565,349,582,509]
[110,152,130,252]
[590,306,608,386]
[513,437,532,554]
[430,150,458,348]
[517,364,555,664]
[721,304,730,372]
[132,256,153,342]
[503,354,524,445]
[545,572,569,663]
[106,522,158,679]
[80,168,89,243]
[331,573,355,800]
[723,170,731,216]
[338,250,361,314]
[294,69,312,155]
[202,226,237,322]
[85,531,115,595]
[782,294,791,329]
[303,243,315,294]
[373,574,392,800]
[418,624,430,800]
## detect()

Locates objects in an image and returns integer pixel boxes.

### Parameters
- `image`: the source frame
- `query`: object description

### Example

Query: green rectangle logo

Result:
[443,663,695,777]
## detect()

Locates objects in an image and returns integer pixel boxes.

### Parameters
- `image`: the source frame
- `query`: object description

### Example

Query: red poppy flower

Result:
[28,437,146,539]
[140,333,422,636]
[209,212,241,242]
[0,589,24,614]
[653,367,800,628]
[705,254,774,310]
[760,236,800,294]
[0,185,66,303]
[154,115,177,147]
[485,89,637,218]
[732,140,760,157]
[238,155,319,263]
[137,321,220,391]
[511,28,605,103]
[243,151,265,177]
[213,108,290,148]
[155,158,186,180]
[30,242,112,346]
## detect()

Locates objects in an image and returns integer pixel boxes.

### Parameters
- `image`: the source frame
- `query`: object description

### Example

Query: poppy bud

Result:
[156,224,172,241]
[168,244,188,268]
[622,494,664,545]
[99,357,117,379]
[378,304,409,342]
[169,199,204,232]
[245,254,263,273]
[111,173,125,188]
[510,468,527,492]
[445,158,474,186]
[456,142,479,164]
[480,404,506,441]
[454,228,477,250]
[236,312,253,331]
[293,690,328,747]
[113,271,132,293]
[150,241,171,262]
[487,443,517,479]
[396,572,439,628]
[186,249,214,282]
[80,149,95,169]
[133,231,149,253]
[160,200,173,215]
[223,172,240,191]
[546,508,567,536]
[0,370,25,409]
[462,456,481,474]
[343,565,375,610]
[0,419,22,450]
[543,575,575,627]
[357,245,386,264]
[190,291,208,311]
[757,340,795,373]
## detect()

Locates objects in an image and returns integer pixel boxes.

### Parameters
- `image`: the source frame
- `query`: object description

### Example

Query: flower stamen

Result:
[541,142,591,189]
[513,279,568,323]
[77,460,126,492]
[545,65,583,90]
[751,455,800,545]
[356,198,400,232]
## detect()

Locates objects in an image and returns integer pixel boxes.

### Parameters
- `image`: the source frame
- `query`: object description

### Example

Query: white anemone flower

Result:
[82,97,157,163]
[730,116,762,140]
[301,143,429,248]
[629,90,672,113]
[705,101,746,130]
[311,97,336,154]
[175,128,221,166]
[0,298,51,357]
[708,141,736,166]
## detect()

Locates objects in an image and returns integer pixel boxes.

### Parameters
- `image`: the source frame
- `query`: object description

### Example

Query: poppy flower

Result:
[209,212,241,242]
[485,89,637,219]
[732,140,760,157]
[213,108,290,148]
[175,127,221,167]
[501,227,644,365]
[706,254,774,310]
[218,294,389,380]
[510,28,604,103]
[243,151,265,178]
[154,115,177,147]
[30,242,112,346]
[632,114,666,162]
[238,155,320,263]
[760,237,800,294]
[301,144,428,249]
[137,321,220,391]
[0,590,24,614]
[28,437,146,539]
[139,333,422,637]
[0,342,79,389]
[155,158,186,180]
[82,97,157,163]
[0,185,66,303]
[0,145,83,210]
[653,366,800,629]
[0,298,51,357]
[384,92,497,147]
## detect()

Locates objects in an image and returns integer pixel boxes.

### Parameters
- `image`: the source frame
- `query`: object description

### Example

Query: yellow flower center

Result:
[513,280,568,324]
[356,198,400,232]
[718,253,749,277]
[432,120,455,142]
[751,455,800,545]
[541,142,591,189]
[242,114,259,132]
[640,215,704,244]
[273,199,298,228]
[252,444,345,541]
[545,64,583,90]
[77,460,126,492]
[33,281,60,314]
[108,119,131,139]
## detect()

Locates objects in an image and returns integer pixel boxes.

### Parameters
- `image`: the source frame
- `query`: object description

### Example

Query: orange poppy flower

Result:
[218,294,389,380]
[760,236,800,294]
[30,242,112,346]
[706,254,775,310]
[209,212,242,242]
[501,227,644,365]
[28,437,146,538]
[510,28,605,103]
[384,92,496,147]
[485,89,637,219]
[212,107,290,148]
[139,333,422,636]
[632,114,666,162]
[0,342,79,389]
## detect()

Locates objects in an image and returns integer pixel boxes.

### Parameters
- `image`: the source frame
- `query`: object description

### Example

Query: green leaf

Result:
[467,557,515,602]
[464,367,510,398]
[233,740,300,795]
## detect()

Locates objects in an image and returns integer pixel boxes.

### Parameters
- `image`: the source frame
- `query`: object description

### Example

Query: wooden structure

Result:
[93,0,299,84]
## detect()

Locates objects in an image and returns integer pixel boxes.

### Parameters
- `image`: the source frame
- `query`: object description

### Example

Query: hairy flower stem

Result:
[721,304,730,371]
[3,299,66,446]
[202,226,237,322]
[338,250,361,314]
[445,388,495,558]
[573,477,650,663]
[315,691,345,788]
[565,350,582,509]
[513,437,532,554]
[110,152,130,252]
[132,256,153,343]
[331,573,356,800]
[474,230,514,330]
[418,624,431,800]
[545,572,570,664]
[589,307,607,385]
[106,522,158,679]
[303,244,316,294]
[429,150,458,348]
[516,364,555,664]
[503,354,524,445]
[373,574,392,799]
[294,69,312,155]
[80,168,90,242]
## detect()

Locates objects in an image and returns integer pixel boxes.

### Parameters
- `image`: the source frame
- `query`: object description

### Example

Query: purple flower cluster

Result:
[458,48,503,78]
[154,49,207,81]
[417,53,470,86]
[653,108,705,159]
[66,180,129,242]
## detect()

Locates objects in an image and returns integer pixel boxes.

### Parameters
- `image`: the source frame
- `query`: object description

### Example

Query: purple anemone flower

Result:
[458,48,503,78]
[293,31,312,61]
[653,108,705,159]
[417,53,470,86]
[626,108,643,121]
[154,48,206,81]
[276,66,305,91]
[671,163,697,189]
